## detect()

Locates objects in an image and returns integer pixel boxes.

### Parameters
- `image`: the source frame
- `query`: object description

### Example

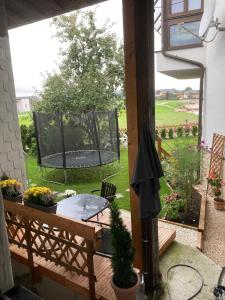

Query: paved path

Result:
[203,194,225,267]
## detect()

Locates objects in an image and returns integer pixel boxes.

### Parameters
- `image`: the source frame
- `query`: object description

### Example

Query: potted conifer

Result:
[110,202,140,299]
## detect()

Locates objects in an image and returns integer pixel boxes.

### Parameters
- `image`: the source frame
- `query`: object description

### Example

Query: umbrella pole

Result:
[0,191,14,293]
[142,218,160,297]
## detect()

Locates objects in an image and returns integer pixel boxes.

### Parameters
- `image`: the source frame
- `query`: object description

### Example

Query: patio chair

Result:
[90,181,117,222]
[95,225,113,259]
[91,181,117,203]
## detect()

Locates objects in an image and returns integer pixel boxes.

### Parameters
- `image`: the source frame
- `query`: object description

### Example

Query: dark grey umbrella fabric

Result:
[131,125,164,219]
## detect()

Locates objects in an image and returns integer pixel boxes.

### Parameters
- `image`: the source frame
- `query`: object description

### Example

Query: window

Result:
[171,0,184,14]
[188,0,201,11]
[169,0,203,16]
[163,0,203,50]
[170,21,201,47]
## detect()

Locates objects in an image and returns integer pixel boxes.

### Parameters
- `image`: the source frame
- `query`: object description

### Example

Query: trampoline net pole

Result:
[115,108,120,162]
[92,111,102,166]
[59,111,67,170]
[33,111,42,166]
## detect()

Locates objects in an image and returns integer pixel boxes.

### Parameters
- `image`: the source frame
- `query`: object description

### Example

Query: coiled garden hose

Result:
[166,264,204,300]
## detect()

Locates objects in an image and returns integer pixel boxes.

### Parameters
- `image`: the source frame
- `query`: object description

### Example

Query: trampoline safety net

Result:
[33,110,120,169]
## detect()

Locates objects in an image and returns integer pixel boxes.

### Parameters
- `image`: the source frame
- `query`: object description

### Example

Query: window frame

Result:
[162,0,204,50]
[167,15,202,50]
[167,0,203,18]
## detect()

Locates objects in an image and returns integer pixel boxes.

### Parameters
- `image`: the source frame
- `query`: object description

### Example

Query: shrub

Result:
[168,128,174,139]
[177,127,183,137]
[163,198,186,221]
[20,124,37,155]
[169,139,200,212]
[184,126,190,137]
[192,125,198,137]
[160,128,167,139]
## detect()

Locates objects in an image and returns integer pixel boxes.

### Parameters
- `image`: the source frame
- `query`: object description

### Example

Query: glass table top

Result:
[56,194,109,221]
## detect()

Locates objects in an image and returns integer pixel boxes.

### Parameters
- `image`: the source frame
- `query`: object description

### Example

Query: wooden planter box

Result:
[24,202,57,213]
[3,194,23,203]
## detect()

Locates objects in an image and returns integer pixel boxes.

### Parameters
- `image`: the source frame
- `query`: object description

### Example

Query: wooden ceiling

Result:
[6,0,106,29]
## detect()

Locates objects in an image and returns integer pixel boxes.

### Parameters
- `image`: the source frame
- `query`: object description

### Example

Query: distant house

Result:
[16,96,39,113]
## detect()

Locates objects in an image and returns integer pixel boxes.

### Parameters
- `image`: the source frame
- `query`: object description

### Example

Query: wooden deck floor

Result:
[10,210,176,300]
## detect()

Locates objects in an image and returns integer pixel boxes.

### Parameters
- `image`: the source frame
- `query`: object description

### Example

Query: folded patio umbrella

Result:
[0,191,14,293]
[131,124,164,295]
[131,125,163,220]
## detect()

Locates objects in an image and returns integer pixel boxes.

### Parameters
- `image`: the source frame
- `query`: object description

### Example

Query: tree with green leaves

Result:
[37,10,124,113]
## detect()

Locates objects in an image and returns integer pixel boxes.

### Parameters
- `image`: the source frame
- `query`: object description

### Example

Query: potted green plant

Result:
[208,171,225,210]
[23,186,57,213]
[0,178,23,203]
[110,202,140,299]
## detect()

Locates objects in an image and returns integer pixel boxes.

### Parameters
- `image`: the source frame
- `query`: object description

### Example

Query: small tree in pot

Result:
[110,202,140,299]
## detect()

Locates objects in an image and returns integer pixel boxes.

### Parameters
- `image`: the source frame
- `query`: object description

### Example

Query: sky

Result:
[8,0,199,97]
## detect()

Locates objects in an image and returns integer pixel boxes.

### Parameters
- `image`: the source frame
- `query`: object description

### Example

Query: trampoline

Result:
[33,110,120,178]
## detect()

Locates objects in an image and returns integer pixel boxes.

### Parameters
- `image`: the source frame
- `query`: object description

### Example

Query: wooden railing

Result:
[4,200,96,300]
[156,136,171,161]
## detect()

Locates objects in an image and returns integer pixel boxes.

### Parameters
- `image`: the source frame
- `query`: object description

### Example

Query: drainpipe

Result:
[161,50,205,147]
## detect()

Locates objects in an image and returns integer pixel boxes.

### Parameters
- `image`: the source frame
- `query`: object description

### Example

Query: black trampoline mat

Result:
[41,150,117,168]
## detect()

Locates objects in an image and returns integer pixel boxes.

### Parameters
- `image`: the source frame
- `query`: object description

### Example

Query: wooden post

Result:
[122,0,156,272]
[157,137,162,161]
[0,0,7,37]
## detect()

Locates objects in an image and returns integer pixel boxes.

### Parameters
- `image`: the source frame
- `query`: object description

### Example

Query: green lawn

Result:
[118,100,198,129]
[19,100,198,129]
[26,147,170,211]
[18,112,32,126]
[155,100,197,126]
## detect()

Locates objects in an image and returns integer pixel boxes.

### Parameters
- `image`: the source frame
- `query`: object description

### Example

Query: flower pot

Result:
[3,194,23,203]
[111,273,140,300]
[24,201,58,213]
[214,198,225,210]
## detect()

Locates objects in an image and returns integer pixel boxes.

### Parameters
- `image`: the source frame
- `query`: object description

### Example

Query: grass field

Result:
[19,100,198,128]
[118,100,198,129]
[26,147,170,211]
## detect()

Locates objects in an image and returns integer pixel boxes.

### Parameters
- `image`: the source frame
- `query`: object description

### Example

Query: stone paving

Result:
[203,194,225,267]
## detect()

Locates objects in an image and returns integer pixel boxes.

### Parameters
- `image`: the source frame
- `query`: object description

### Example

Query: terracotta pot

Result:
[214,199,225,210]
[111,273,140,300]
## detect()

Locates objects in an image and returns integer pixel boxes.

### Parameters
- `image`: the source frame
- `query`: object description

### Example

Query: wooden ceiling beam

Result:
[6,0,107,30]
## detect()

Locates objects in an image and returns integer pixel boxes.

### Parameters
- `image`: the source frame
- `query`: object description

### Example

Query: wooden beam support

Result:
[0,0,7,37]
[122,0,155,269]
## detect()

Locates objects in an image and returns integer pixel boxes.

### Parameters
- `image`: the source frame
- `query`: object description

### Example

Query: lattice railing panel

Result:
[207,133,225,193]
[5,212,27,250]
[28,220,89,276]
[5,211,90,277]
[4,200,96,300]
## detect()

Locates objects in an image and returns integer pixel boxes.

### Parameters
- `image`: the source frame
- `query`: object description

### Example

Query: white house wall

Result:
[203,0,225,146]
[0,36,25,184]
[156,45,206,79]
[17,98,31,113]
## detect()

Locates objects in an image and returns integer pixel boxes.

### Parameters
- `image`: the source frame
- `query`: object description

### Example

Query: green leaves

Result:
[38,10,124,113]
